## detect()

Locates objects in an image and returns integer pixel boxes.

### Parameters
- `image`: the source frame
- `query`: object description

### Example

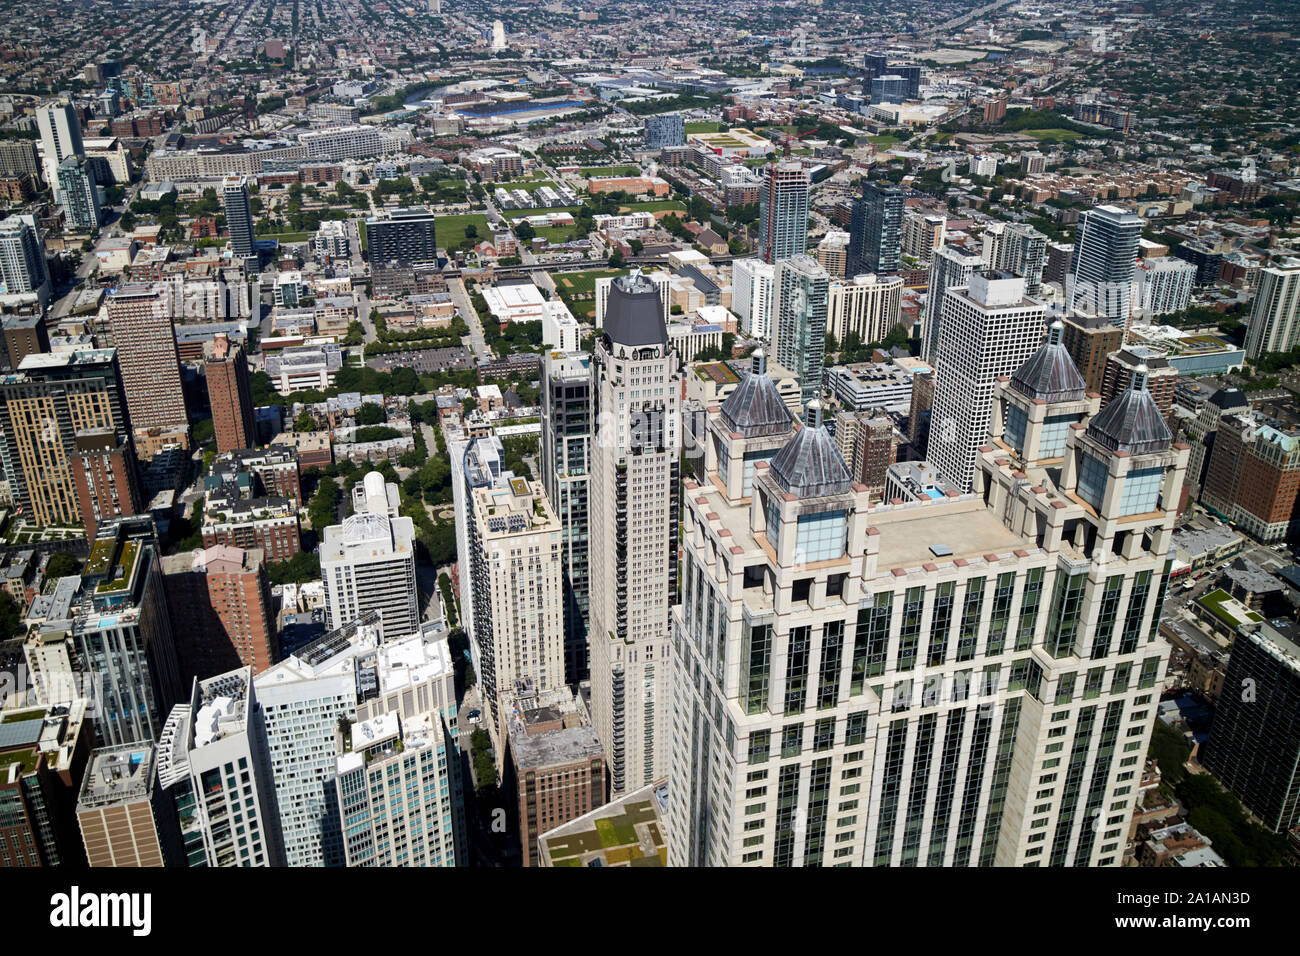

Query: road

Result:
[447,276,489,362]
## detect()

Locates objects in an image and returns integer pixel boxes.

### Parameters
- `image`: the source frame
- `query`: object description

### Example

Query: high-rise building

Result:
[902,212,946,264]
[848,181,907,277]
[204,333,256,454]
[870,75,909,104]
[1137,256,1195,317]
[827,273,904,344]
[106,284,189,438]
[57,156,102,232]
[221,175,256,264]
[0,348,132,528]
[76,744,184,867]
[923,244,983,364]
[1101,349,1177,428]
[0,701,92,867]
[1199,412,1300,542]
[2,314,51,368]
[161,545,277,685]
[668,336,1186,867]
[772,255,829,408]
[589,273,682,796]
[984,223,1048,297]
[595,271,669,329]
[71,426,144,539]
[1069,205,1142,325]
[732,258,776,340]
[464,466,565,743]
[1172,240,1223,287]
[491,19,507,51]
[644,114,685,149]
[36,102,83,201]
[1060,312,1123,395]
[1244,259,1300,360]
[0,140,40,182]
[320,472,419,640]
[156,667,286,867]
[758,162,810,265]
[1203,620,1300,833]
[835,411,898,495]
[928,272,1046,492]
[541,351,593,683]
[365,207,439,266]
[0,214,50,304]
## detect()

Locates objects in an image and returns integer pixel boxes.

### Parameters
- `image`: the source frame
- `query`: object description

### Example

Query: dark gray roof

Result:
[720,371,794,438]
[604,273,667,347]
[770,423,852,498]
[1086,374,1172,455]
[1208,387,1249,411]
[1011,324,1087,403]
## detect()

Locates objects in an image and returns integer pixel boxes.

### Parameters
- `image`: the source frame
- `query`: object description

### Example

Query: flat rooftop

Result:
[870,500,1033,574]
[78,745,156,810]
[540,781,668,868]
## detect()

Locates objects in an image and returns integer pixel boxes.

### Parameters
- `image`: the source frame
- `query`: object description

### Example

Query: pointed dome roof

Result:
[1011,321,1087,403]
[769,400,853,498]
[720,349,795,438]
[604,271,667,347]
[1085,365,1171,455]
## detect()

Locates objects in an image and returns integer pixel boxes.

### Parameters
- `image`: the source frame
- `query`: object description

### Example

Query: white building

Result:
[733,258,776,340]
[923,244,983,364]
[827,273,904,344]
[1244,258,1300,360]
[589,273,682,797]
[969,154,998,178]
[543,300,580,352]
[263,343,344,394]
[928,271,1046,492]
[1138,257,1195,317]
[36,101,83,202]
[298,125,385,162]
[320,472,419,640]
[0,214,49,305]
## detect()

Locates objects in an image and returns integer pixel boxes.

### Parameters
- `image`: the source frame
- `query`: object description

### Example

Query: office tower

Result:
[827,273,904,345]
[71,427,144,539]
[36,102,83,199]
[849,181,907,278]
[772,254,829,408]
[928,271,1046,492]
[161,545,277,686]
[0,348,131,527]
[893,63,922,98]
[595,271,669,329]
[758,162,810,265]
[871,75,908,104]
[1172,239,1223,287]
[863,51,889,81]
[902,212,946,265]
[985,223,1048,298]
[464,464,565,744]
[589,273,682,796]
[644,113,685,149]
[669,335,1186,867]
[0,139,40,181]
[503,682,604,866]
[320,471,419,640]
[57,156,102,232]
[336,706,461,867]
[835,411,897,494]
[2,315,50,369]
[106,284,189,437]
[156,668,286,867]
[1244,259,1300,360]
[451,434,505,647]
[541,351,592,683]
[922,244,983,364]
[366,207,439,265]
[1203,620,1300,833]
[0,214,50,302]
[1138,256,1195,317]
[0,701,92,867]
[1101,349,1177,427]
[908,367,934,449]
[76,744,184,867]
[1069,204,1142,325]
[1200,412,1300,542]
[1059,312,1123,395]
[221,175,256,263]
[732,258,776,340]
[204,334,256,454]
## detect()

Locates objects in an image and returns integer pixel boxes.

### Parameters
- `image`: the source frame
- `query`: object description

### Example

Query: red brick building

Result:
[205,334,257,454]
[71,427,144,539]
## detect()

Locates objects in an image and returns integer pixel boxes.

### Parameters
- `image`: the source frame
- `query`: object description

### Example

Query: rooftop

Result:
[78,745,156,810]
[540,780,668,868]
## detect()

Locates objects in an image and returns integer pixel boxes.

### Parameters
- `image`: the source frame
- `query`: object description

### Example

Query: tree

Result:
[608,249,625,269]
[354,403,386,426]
[294,410,316,433]
[0,591,22,637]
[514,221,535,241]
[44,552,82,579]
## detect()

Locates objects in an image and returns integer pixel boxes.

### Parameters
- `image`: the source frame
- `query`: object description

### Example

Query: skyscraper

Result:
[204,333,257,453]
[644,114,685,149]
[668,337,1186,867]
[928,271,1046,492]
[589,273,682,796]
[541,350,593,683]
[1244,259,1300,360]
[984,222,1048,297]
[758,162,810,265]
[106,284,189,444]
[0,214,50,303]
[156,667,286,867]
[0,348,132,527]
[848,181,907,277]
[923,244,983,364]
[76,744,184,867]
[732,258,776,340]
[36,102,83,200]
[1069,204,1142,325]
[365,206,439,265]
[71,427,144,539]
[320,472,419,640]
[222,175,256,264]
[57,156,102,232]
[772,254,829,408]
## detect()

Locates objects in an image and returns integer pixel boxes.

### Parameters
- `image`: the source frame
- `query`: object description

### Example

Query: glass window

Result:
[795,510,848,563]
[1004,404,1027,455]
[1077,453,1109,512]
[1120,466,1164,516]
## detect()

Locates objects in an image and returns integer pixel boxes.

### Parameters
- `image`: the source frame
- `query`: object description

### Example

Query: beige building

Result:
[827,273,904,344]
[77,744,180,867]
